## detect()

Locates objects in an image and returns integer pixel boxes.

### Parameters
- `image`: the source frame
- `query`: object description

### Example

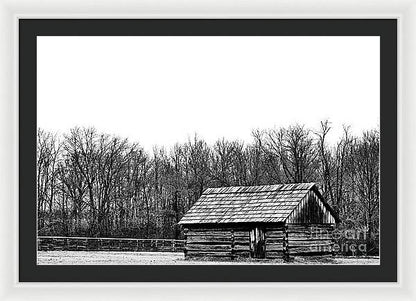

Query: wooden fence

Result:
[38,236,185,252]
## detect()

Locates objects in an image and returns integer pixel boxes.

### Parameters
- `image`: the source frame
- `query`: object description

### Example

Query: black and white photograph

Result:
[0,0,410,297]
[35,35,381,266]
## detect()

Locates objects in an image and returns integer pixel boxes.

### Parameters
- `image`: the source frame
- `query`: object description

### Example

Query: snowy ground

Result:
[37,251,380,265]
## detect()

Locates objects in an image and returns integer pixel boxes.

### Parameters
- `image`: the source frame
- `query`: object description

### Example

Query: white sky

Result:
[37,36,379,152]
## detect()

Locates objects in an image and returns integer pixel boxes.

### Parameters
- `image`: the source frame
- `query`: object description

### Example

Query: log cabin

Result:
[178,183,340,260]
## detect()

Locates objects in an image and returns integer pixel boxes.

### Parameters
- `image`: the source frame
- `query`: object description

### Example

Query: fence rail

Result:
[38,236,185,252]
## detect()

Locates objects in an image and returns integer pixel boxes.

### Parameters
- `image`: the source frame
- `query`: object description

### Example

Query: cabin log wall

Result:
[265,226,285,258]
[233,229,251,258]
[185,227,232,259]
[184,225,290,259]
[184,227,252,259]
[286,224,335,256]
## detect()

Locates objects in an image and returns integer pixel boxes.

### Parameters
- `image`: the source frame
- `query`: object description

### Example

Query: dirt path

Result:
[37,251,380,265]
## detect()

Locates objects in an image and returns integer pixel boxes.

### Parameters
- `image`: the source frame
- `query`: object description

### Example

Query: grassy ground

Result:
[37,251,380,265]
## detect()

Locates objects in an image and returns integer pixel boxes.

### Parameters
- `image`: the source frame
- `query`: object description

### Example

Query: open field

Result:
[37,251,380,265]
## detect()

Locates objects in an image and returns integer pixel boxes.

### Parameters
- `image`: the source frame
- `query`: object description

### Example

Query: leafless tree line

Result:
[37,121,379,254]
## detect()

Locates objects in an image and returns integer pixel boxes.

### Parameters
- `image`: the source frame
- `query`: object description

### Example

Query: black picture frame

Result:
[19,19,397,282]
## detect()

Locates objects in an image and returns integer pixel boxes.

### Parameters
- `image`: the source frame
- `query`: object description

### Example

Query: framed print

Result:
[17,19,397,282]
[1,0,416,296]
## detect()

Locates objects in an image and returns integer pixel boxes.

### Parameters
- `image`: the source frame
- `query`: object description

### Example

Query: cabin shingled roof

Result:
[179,183,337,225]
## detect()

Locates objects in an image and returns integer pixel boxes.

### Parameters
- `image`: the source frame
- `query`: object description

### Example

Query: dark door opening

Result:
[249,227,265,258]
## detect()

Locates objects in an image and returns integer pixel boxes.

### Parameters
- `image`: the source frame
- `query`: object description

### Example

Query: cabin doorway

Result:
[249,227,266,258]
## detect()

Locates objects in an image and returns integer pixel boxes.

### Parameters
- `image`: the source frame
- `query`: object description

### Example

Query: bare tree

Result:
[211,138,235,186]
[333,126,353,216]
[262,125,317,183]
[351,130,380,250]
[183,135,212,203]
[315,120,334,204]
[37,130,61,233]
